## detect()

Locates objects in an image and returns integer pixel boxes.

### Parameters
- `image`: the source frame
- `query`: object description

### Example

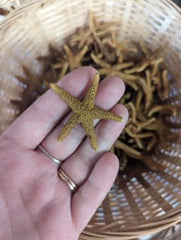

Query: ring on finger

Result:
[58,166,78,192]
[38,145,62,165]
[38,145,77,192]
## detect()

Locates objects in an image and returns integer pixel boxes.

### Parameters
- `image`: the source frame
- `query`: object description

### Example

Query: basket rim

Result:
[80,210,181,239]
[0,0,181,238]
[0,0,181,31]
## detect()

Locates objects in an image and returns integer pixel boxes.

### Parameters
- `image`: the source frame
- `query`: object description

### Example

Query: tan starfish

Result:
[90,53,139,90]
[69,11,117,49]
[63,44,88,70]
[50,73,123,150]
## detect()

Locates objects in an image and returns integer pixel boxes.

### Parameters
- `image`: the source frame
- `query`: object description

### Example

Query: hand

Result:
[0,67,128,240]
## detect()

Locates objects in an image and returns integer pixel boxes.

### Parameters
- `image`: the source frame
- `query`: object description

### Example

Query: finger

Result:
[2,67,97,149]
[72,152,119,232]
[62,104,128,185]
[39,76,125,160]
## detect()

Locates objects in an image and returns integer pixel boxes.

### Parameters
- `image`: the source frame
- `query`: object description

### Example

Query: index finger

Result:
[2,67,97,149]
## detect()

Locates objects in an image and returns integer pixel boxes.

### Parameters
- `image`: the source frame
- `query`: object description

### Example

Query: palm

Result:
[0,140,76,240]
[0,67,128,240]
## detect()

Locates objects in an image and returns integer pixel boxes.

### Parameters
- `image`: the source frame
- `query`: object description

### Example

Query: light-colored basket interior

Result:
[0,0,181,239]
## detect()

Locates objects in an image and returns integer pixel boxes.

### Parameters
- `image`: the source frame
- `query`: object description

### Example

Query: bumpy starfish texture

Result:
[50,73,123,150]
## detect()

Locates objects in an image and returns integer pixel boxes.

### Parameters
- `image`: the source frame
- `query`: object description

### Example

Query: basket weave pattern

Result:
[0,0,181,239]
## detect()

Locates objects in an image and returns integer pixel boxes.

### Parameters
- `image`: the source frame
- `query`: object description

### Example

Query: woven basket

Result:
[0,0,29,18]
[0,0,181,239]
[0,0,29,9]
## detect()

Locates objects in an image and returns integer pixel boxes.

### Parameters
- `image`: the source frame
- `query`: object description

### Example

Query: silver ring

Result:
[38,145,62,165]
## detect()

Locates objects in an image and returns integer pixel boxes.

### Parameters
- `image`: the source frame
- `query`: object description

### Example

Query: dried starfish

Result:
[50,73,123,150]
[11,66,46,112]
[69,11,117,49]
[91,53,139,90]
[63,44,88,70]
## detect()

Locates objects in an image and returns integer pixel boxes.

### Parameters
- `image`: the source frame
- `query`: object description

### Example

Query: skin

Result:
[0,67,128,240]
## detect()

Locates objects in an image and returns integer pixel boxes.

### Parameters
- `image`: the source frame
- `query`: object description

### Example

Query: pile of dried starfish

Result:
[12,12,177,172]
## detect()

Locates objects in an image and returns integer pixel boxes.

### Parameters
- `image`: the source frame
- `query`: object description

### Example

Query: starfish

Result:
[63,44,88,71]
[90,53,139,91]
[50,73,123,150]
[69,11,117,49]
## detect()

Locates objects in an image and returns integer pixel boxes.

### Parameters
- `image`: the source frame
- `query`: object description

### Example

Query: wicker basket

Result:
[0,0,181,239]
[0,0,29,17]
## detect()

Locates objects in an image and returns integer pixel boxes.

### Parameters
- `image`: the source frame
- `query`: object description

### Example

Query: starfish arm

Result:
[83,72,100,108]
[114,62,134,70]
[91,53,110,68]
[64,44,88,70]
[50,83,81,112]
[98,68,111,75]
[57,113,80,141]
[63,44,74,60]
[88,10,97,30]
[15,76,29,85]
[93,107,123,122]
[78,31,91,49]
[75,46,88,63]
[82,119,98,151]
